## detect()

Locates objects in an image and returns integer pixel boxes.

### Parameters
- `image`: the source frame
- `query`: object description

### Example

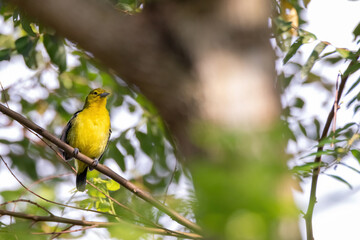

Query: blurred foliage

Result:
[190,123,299,239]
[0,0,190,239]
[0,0,359,239]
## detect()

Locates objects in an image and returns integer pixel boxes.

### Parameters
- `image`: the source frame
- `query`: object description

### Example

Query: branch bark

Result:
[0,209,202,239]
[0,103,202,234]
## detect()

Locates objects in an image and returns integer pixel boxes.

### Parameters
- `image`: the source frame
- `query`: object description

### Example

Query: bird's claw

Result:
[89,160,99,171]
[73,148,79,157]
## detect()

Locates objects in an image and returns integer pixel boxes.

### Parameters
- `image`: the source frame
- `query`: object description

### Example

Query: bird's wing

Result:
[60,110,81,160]
[97,128,112,162]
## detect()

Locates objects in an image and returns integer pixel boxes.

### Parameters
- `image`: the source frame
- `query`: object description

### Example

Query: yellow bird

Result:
[60,88,111,191]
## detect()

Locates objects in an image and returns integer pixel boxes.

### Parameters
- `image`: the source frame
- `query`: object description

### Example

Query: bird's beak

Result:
[100,92,110,98]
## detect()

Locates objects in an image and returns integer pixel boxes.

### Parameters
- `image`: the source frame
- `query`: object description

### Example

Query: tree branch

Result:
[304,56,359,240]
[0,209,202,239]
[0,103,202,234]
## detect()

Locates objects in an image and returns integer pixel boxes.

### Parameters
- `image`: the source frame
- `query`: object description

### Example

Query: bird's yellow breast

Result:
[67,106,110,159]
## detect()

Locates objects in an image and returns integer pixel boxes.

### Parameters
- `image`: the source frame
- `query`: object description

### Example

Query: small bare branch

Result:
[0,209,202,239]
[0,199,54,216]
[331,73,341,148]
[0,155,127,220]
[304,56,360,240]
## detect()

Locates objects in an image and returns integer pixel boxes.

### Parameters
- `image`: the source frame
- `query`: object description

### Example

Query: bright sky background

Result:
[1,0,360,240]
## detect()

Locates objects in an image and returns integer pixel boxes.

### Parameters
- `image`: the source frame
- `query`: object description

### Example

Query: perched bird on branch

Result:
[60,88,111,191]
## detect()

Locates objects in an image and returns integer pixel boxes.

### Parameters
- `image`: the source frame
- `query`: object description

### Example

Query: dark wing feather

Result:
[60,111,81,160]
[97,128,112,162]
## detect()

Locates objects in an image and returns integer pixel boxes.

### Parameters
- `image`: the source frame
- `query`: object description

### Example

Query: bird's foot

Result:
[89,160,99,171]
[73,148,79,157]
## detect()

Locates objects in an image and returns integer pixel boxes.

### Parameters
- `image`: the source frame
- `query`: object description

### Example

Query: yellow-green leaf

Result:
[301,41,328,79]
[106,179,120,191]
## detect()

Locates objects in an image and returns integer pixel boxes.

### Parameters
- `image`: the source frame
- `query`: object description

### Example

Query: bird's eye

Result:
[93,91,98,95]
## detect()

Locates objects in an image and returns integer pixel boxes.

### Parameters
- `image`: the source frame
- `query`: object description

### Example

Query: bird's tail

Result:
[76,167,88,192]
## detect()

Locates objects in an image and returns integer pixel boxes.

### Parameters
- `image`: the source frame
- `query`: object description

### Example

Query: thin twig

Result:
[0,104,202,234]
[0,209,202,239]
[0,155,127,220]
[33,224,98,235]
[331,74,340,148]
[0,209,111,226]
[0,199,54,216]
[304,55,359,240]
[50,224,74,239]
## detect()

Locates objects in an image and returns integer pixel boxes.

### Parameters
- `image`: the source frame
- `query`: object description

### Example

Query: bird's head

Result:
[84,88,110,108]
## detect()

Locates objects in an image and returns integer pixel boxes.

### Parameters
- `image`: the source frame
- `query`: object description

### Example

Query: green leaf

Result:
[109,142,126,171]
[347,93,360,108]
[303,72,321,84]
[292,162,321,173]
[20,13,37,37]
[351,149,360,164]
[0,189,23,201]
[320,50,336,58]
[298,122,307,136]
[335,122,357,135]
[354,105,360,114]
[294,97,305,108]
[345,76,360,96]
[88,184,106,198]
[301,41,328,79]
[0,48,11,61]
[15,36,31,53]
[106,179,120,191]
[274,17,293,33]
[0,34,15,49]
[43,34,67,73]
[336,48,353,59]
[314,118,320,140]
[325,56,343,64]
[77,198,93,209]
[298,29,317,43]
[96,201,111,212]
[15,36,38,69]
[325,174,352,189]
[278,72,294,89]
[119,130,135,156]
[283,37,303,64]
[116,3,134,12]
[303,0,311,8]
[136,131,153,157]
[340,162,360,174]
[353,22,360,40]
[12,9,20,24]
[317,137,345,147]
[343,62,360,77]
[303,149,334,158]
